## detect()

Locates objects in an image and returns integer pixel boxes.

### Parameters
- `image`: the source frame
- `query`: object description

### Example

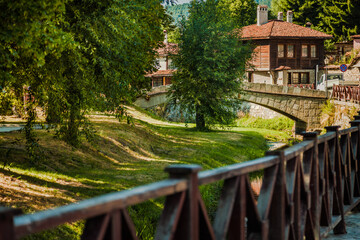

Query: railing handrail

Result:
[3,118,360,239]
[13,178,188,238]
[333,84,360,102]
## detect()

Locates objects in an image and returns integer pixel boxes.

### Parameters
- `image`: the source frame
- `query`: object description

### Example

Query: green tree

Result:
[219,0,257,28]
[45,0,168,145]
[320,0,360,42]
[170,0,252,130]
[1,0,170,147]
[272,0,322,26]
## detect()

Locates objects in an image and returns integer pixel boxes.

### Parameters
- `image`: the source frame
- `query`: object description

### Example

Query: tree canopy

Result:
[170,0,253,130]
[1,0,170,147]
[271,0,360,42]
[271,0,322,26]
[320,0,360,42]
[219,0,257,28]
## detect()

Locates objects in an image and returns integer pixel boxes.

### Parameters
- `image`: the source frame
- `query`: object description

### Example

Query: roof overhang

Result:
[242,36,332,41]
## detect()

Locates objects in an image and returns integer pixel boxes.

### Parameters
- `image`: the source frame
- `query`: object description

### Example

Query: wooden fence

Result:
[2,118,360,239]
[333,85,360,102]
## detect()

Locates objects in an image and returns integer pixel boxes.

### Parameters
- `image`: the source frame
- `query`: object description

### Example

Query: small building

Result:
[241,6,332,88]
[322,35,360,83]
[146,30,178,88]
[327,35,360,63]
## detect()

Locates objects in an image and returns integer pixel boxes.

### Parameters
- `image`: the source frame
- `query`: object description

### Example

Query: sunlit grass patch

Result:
[0,109,291,239]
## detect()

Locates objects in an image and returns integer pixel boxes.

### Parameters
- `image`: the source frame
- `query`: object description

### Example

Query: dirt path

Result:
[125,106,185,127]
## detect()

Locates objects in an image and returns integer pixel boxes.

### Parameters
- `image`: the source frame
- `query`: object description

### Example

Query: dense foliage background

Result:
[0,0,170,149]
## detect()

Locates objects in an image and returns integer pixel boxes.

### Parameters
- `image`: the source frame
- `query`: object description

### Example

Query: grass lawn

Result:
[0,109,291,239]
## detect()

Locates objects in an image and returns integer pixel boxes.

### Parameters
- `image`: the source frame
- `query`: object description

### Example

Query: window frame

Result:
[152,77,163,87]
[300,72,309,84]
[278,44,285,58]
[302,45,308,58]
[287,44,295,58]
[288,72,310,84]
[292,73,300,84]
[310,45,317,58]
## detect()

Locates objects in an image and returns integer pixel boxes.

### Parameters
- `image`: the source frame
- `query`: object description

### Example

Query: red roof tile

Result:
[275,66,291,70]
[320,65,343,70]
[157,43,178,56]
[145,69,176,77]
[240,20,332,40]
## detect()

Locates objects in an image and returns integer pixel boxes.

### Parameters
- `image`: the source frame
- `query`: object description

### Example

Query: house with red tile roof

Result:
[242,5,332,88]
[146,30,178,88]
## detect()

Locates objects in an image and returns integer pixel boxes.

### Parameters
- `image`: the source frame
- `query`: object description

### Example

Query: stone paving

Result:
[325,212,360,239]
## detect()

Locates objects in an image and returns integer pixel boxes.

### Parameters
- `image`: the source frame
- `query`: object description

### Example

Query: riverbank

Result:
[0,108,291,239]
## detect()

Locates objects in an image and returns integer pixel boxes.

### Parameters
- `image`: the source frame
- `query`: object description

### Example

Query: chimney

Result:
[352,35,360,50]
[277,12,283,21]
[163,30,168,44]
[287,10,293,23]
[306,22,312,28]
[257,5,268,26]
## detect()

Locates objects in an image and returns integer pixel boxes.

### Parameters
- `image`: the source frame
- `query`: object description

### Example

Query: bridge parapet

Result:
[241,83,327,132]
[244,82,326,98]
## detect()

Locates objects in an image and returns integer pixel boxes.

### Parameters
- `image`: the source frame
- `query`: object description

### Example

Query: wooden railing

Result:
[333,85,360,102]
[2,119,360,239]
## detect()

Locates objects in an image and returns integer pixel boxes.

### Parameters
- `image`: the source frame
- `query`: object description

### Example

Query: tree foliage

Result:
[170,0,253,130]
[1,0,169,147]
[271,0,322,26]
[166,3,190,26]
[271,0,360,43]
[320,0,360,42]
[219,0,257,28]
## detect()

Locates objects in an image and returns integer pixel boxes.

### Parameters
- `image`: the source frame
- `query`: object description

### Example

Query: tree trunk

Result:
[195,106,205,130]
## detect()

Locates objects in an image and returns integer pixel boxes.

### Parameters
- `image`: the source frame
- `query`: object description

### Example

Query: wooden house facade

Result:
[242,6,332,88]
[146,31,178,88]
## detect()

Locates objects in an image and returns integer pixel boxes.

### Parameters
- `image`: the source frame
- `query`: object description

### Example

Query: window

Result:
[302,45,308,57]
[300,73,309,84]
[288,73,292,83]
[292,73,300,84]
[288,72,310,84]
[311,45,317,58]
[287,45,294,58]
[248,72,253,83]
[152,78,163,87]
[278,44,284,58]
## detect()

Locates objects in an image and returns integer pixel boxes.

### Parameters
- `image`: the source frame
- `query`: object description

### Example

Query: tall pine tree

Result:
[320,0,360,42]
[272,0,322,26]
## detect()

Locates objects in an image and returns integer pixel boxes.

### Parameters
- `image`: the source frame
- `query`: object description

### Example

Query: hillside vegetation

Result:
[0,106,290,239]
[166,0,273,26]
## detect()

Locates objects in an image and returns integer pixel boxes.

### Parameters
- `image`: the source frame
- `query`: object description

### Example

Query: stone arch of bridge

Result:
[135,83,326,133]
[240,83,327,133]
[240,98,307,133]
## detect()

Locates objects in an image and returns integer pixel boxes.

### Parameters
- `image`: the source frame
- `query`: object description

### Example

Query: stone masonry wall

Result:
[241,83,327,131]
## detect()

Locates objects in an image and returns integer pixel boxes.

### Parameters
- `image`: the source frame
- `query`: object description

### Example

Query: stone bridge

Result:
[241,83,327,132]
[135,83,327,133]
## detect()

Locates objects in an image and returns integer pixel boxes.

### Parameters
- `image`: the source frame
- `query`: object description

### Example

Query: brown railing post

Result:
[265,151,286,240]
[301,132,321,240]
[350,119,360,199]
[156,164,214,240]
[0,207,22,240]
[325,126,347,234]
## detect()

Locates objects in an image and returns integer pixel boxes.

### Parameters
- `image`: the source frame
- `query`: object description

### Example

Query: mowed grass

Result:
[0,111,291,239]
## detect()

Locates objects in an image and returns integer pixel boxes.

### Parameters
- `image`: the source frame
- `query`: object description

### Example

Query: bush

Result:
[237,116,294,131]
